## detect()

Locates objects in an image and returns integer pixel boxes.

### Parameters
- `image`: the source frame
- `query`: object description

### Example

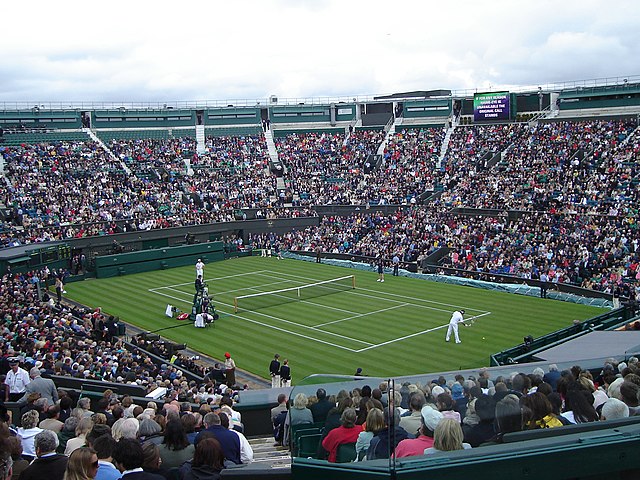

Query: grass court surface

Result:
[65,256,605,383]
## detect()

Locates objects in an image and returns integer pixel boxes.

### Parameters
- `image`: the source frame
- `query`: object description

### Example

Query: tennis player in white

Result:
[196,258,205,279]
[445,309,465,344]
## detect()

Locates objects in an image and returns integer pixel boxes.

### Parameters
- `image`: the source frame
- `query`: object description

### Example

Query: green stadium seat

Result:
[336,442,357,463]
[297,433,323,459]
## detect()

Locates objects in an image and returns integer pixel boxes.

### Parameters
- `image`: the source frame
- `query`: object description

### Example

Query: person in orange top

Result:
[321,408,362,463]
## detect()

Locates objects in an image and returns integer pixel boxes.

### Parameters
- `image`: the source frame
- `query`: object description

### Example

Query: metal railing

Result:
[1,75,638,111]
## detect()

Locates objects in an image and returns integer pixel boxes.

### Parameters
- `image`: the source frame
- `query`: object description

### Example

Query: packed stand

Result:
[438,119,638,212]
[441,123,529,175]
[375,127,446,204]
[275,130,385,205]
[191,135,279,209]
[249,206,640,297]
[0,136,304,248]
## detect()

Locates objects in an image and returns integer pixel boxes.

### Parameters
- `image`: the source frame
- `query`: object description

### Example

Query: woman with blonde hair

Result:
[63,447,99,480]
[424,418,472,454]
[65,417,95,455]
[17,410,43,460]
[355,408,384,460]
[283,393,313,446]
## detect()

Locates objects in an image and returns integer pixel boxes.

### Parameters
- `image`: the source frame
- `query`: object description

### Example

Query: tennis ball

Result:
[482,337,486,340]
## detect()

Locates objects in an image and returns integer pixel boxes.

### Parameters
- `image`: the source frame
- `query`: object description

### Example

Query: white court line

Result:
[149,288,373,349]
[313,303,409,327]
[149,269,492,353]
[256,271,456,315]
[149,270,270,290]
[354,312,493,352]
[262,270,488,315]
[241,285,362,316]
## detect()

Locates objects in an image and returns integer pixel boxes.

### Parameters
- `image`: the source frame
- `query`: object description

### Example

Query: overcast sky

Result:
[1,0,638,104]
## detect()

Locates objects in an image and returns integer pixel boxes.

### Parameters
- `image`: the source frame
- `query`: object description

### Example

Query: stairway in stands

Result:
[437,118,456,169]
[263,127,289,204]
[376,116,401,155]
[83,127,130,174]
[195,125,206,154]
[263,128,280,166]
[249,436,291,469]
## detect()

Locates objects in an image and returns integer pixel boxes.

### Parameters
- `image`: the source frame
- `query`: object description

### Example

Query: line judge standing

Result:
[269,354,281,389]
[445,309,466,344]
[195,258,205,280]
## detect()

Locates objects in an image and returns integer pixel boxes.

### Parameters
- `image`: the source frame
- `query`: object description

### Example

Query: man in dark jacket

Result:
[368,408,412,460]
[113,438,165,480]
[21,430,68,480]
[309,388,333,423]
[463,394,497,447]
[194,412,241,464]
[269,354,281,389]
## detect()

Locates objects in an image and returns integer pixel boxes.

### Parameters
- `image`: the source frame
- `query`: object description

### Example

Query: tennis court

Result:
[149,269,491,353]
[65,256,605,379]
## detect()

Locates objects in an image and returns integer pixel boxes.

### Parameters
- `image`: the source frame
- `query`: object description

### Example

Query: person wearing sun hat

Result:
[224,352,236,388]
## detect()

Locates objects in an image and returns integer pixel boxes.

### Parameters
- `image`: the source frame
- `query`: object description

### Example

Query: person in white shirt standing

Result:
[445,309,466,344]
[5,359,30,402]
[195,259,205,280]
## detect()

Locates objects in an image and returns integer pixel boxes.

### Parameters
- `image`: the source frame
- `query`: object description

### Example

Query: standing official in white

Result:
[5,359,30,402]
[445,309,465,344]
[195,258,205,280]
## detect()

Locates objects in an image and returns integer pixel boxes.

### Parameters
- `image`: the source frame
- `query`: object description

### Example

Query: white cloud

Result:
[0,0,638,102]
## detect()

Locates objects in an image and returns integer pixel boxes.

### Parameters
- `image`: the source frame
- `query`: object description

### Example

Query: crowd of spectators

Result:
[0,267,247,405]
[437,119,638,212]
[274,130,385,205]
[284,359,640,462]
[0,385,253,480]
[0,118,638,297]
[0,135,297,247]
[249,205,640,297]
[373,127,445,204]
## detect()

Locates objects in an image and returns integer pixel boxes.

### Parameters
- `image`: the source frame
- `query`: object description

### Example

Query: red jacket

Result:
[321,425,363,463]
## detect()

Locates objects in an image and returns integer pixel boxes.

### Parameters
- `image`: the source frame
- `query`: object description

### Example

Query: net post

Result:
[352,275,356,289]
[234,298,238,314]
[297,287,301,299]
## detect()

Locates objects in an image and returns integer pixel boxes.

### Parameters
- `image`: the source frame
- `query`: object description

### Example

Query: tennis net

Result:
[233,275,356,313]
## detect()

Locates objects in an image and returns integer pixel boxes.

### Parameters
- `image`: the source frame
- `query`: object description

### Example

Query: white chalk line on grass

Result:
[149,269,493,353]
[150,279,297,297]
[148,288,371,352]
[149,270,271,290]
[257,271,467,316]
[313,303,410,328]
[354,312,492,352]
[241,284,363,316]
[262,270,488,315]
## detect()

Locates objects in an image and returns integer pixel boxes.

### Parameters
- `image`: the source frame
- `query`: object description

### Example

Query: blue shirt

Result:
[95,461,121,480]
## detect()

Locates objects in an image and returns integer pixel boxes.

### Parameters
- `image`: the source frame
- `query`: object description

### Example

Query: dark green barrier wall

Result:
[92,109,196,128]
[205,107,260,125]
[292,423,640,480]
[271,105,331,123]
[95,242,224,278]
[335,104,356,122]
[403,99,452,118]
[0,110,82,129]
